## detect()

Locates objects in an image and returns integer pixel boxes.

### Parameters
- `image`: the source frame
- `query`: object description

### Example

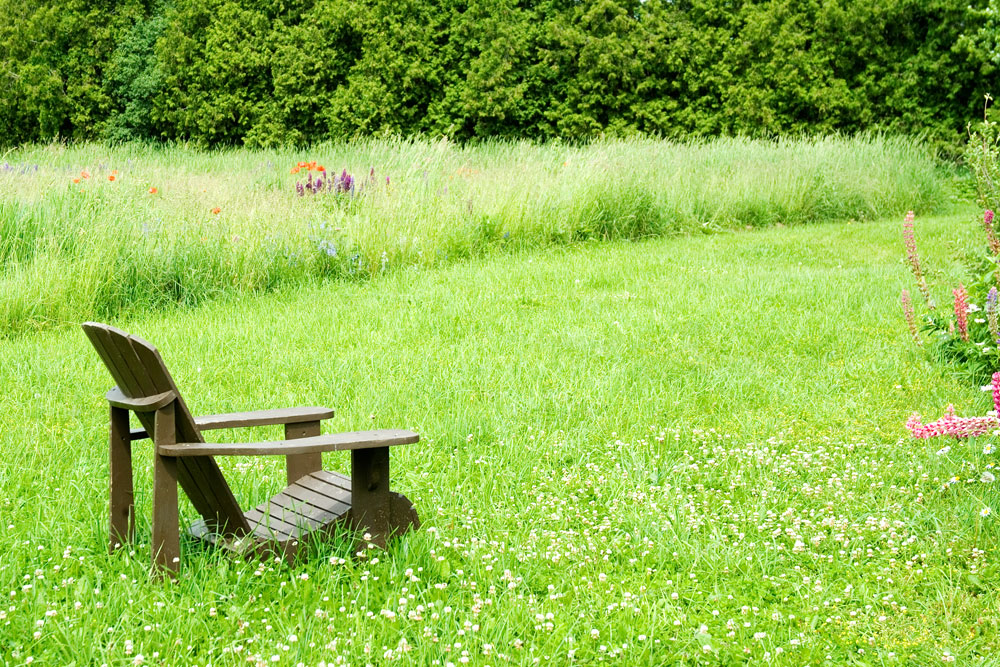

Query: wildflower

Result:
[901,289,921,345]
[954,285,970,342]
[148,187,158,194]
[336,169,354,194]
[981,507,992,517]
[903,212,934,308]
[317,165,325,172]
[906,405,1000,439]
[985,210,1000,255]
[72,177,80,184]
[81,170,90,179]
[985,443,996,454]
[291,167,300,175]
[211,207,221,215]
[992,371,1000,415]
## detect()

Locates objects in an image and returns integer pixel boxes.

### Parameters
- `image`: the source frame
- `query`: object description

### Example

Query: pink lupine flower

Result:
[903,211,919,272]
[954,284,969,342]
[906,372,1000,439]
[986,210,1000,255]
[993,371,1000,415]
[903,211,934,308]
[906,405,999,439]
[901,289,921,345]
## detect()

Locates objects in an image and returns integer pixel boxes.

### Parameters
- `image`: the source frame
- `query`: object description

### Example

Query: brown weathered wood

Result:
[124,327,248,535]
[130,407,336,440]
[390,491,422,535]
[151,403,180,577]
[313,469,353,492]
[82,321,421,573]
[105,386,176,411]
[158,429,418,457]
[285,421,323,485]
[108,405,134,550]
[127,332,250,536]
[351,447,392,548]
[199,408,335,431]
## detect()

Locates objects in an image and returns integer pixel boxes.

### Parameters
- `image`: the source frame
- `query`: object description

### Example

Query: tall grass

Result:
[0,135,945,335]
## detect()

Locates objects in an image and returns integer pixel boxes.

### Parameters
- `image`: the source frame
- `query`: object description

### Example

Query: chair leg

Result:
[351,447,391,548]
[152,403,180,577]
[108,406,134,551]
[285,421,322,485]
[151,452,180,577]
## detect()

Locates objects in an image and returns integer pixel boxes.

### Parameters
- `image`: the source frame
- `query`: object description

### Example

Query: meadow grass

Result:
[2,210,999,665]
[0,135,946,336]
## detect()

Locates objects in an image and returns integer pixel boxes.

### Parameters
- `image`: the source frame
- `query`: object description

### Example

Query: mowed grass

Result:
[2,209,999,665]
[0,135,945,336]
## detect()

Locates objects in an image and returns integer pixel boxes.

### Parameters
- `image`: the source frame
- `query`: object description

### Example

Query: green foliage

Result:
[903,101,1000,384]
[966,95,1000,212]
[0,0,996,147]
[104,10,167,143]
[0,0,146,144]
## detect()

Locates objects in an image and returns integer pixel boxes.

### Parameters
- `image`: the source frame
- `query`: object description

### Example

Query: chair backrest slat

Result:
[83,325,150,397]
[83,322,250,536]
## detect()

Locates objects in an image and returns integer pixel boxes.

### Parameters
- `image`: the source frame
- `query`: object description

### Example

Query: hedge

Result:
[0,0,996,152]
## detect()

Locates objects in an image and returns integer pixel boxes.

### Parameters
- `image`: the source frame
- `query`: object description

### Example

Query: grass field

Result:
[2,205,999,665]
[0,135,946,336]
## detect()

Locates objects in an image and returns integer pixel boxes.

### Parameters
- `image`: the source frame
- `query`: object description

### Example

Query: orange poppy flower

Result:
[317,165,325,173]
[297,162,307,168]
[108,174,116,181]
[291,167,300,175]
[72,178,80,184]
[81,170,90,179]
[149,187,158,194]
[211,207,221,215]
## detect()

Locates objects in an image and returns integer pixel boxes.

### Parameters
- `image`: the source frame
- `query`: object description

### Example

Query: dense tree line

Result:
[0,0,996,151]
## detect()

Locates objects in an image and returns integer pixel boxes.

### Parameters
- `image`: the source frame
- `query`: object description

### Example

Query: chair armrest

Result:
[106,386,176,412]
[129,406,336,441]
[194,406,335,431]
[156,429,418,457]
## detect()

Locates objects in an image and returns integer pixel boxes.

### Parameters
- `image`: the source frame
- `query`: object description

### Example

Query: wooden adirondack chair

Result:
[82,322,420,574]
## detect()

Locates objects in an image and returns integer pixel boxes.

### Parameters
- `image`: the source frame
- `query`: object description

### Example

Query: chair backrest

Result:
[82,322,250,536]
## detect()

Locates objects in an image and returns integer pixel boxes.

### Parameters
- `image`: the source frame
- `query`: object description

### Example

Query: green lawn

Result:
[1,211,998,665]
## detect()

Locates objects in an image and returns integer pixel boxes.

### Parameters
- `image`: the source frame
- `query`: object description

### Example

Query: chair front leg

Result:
[285,421,322,485]
[151,403,180,577]
[351,447,391,548]
[108,405,135,551]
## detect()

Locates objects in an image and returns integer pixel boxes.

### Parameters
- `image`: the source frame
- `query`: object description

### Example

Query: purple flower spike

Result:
[296,182,305,196]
